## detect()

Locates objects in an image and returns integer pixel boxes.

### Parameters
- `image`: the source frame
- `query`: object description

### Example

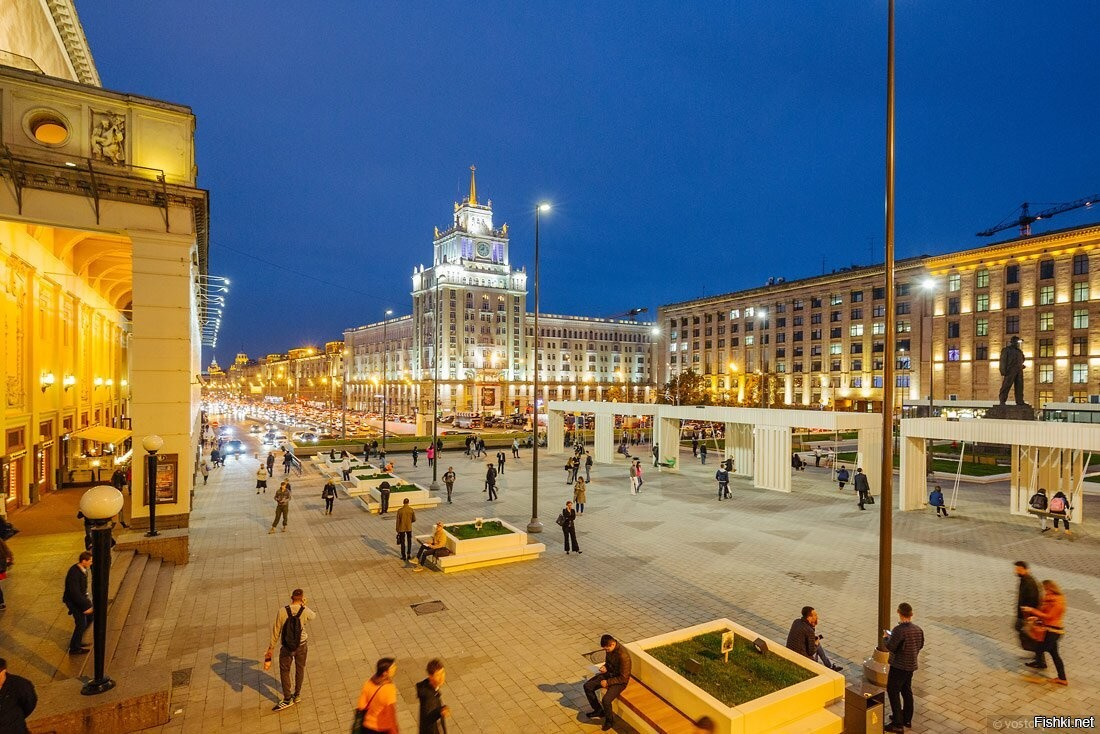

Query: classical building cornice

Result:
[44,0,101,86]
[924,223,1100,271]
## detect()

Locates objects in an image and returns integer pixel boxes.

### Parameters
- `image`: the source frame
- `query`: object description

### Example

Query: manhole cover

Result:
[171,667,193,687]
[411,600,448,616]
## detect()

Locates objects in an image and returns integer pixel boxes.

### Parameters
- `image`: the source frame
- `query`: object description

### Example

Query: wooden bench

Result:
[615,676,697,734]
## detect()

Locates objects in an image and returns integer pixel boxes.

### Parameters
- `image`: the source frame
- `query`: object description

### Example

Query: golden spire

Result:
[468,165,477,206]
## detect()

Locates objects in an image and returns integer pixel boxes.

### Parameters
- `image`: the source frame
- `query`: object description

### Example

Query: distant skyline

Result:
[76,1,1100,364]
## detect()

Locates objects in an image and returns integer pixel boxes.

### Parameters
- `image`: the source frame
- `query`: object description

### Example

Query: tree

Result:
[659,369,712,405]
[604,385,628,403]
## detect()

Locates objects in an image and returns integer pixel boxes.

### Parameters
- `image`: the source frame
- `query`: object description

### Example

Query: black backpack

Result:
[281,605,305,651]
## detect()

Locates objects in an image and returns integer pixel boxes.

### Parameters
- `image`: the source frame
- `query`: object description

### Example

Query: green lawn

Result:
[834,451,1009,476]
[388,484,419,493]
[355,473,394,481]
[446,520,513,539]
[647,631,814,707]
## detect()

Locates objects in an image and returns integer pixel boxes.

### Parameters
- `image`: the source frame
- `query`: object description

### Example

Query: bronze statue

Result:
[998,336,1025,405]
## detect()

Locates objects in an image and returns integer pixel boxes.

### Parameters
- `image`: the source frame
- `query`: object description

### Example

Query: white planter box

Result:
[443,518,527,554]
[622,619,844,734]
[350,473,398,492]
[414,518,545,573]
[369,484,432,506]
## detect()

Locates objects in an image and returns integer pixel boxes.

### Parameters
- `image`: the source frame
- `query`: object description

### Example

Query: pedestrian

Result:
[512,437,520,458]
[585,453,593,482]
[211,447,221,468]
[0,536,11,610]
[560,500,581,554]
[1028,488,1050,532]
[634,459,644,492]
[836,465,850,491]
[785,606,844,671]
[715,465,730,501]
[564,456,575,485]
[700,443,708,465]
[791,453,804,471]
[62,551,93,654]
[412,446,420,467]
[395,498,415,562]
[256,465,269,494]
[883,602,925,733]
[426,444,434,468]
[928,485,948,517]
[464,436,472,457]
[378,481,392,515]
[416,658,450,734]
[266,451,276,477]
[584,634,631,732]
[629,461,639,495]
[371,439,379,458]
[1014,561,1041,651]
[269,481,291,533]
[651,443,659,468]
[443,466,456,504]
[1021,579,1067,685]
[321,479,337,515]
[379,449,387,468]
[355,657,399,733]
[265,588,317,711]
[414,522,447,571]
[691,436,699,457]
[282,450,293,476]
[1048,491,1072,537]
[574,477,587,514]
[854,468,871,510]
[341,455,352,482]
[496,450,506,475]
[813,448,821,467]
[200,461,210,485]
[485,464,498,501]
[0,658,37,734]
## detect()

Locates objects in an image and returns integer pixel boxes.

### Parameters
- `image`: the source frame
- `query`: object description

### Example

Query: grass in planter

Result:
[388,484,419,493]
[355,473,394,480]
[446,520,514,539]
[647,631,814,706]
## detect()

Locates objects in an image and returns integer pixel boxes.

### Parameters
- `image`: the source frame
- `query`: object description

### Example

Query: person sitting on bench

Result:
[414,522,447,571]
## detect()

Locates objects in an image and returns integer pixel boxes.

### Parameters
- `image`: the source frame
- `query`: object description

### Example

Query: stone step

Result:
[144,560,174,622]
[76,552,147,680]
[107,549,135,603]
[110,557,162,668]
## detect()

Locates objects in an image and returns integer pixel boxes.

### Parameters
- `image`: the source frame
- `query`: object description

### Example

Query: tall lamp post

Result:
[756,308,768,408]
[528,202,550,534]
[430,275,446,491]
[920,278,936,417]
[142,435,163,537]
[341,348,350,440]
[80,484,124,695]
[382,309,393,455]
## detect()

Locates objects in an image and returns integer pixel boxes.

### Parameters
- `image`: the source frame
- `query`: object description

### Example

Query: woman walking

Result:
[355,657,399,734]
[1022,579,1068,685]
[573,477,587,515]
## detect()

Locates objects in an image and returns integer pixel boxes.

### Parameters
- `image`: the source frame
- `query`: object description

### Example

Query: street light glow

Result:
[921,278,936,291]
[538,202,551,212]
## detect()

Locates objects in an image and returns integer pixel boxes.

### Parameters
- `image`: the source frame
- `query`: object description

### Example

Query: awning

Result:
[71,426,132,444]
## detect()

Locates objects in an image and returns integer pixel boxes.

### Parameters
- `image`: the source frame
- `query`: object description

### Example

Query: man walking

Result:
[396,498,415,562]
[651,443,659,468]
[584,453,593,482]
[785,606,844,671]
[256,464,269,494]
[266,451,276,478]
[62,551,93,654]
[0,658,38,734]
[836,465,850,491]
[700,443,708,465]
[512,437,520,459]
[265,588,317,711]
[561,500,581,555]
[269,481,291,533]
[854,468,871,510]
[629,461,639,495]
[443,466,456,504]
[341,455,352,482]
[485,464,498,501]
[496,450,506,475]
[321,479,337,515]
[282,449,294,476]
[584,634,631,731]
[416,658,450,734]
[1014,561,1041,650]
[715,465,730,501]
[884,602,925,733]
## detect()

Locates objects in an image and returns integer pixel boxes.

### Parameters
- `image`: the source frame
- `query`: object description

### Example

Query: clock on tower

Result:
[476,241,491,259]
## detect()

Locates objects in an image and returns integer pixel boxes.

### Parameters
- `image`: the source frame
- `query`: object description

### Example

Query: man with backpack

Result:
[1028,488,1049,532]
[836,465,850,491]
[715,465,730,501]
[265,588,317,711]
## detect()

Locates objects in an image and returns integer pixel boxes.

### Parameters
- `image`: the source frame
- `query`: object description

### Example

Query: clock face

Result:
[476,242,491,258]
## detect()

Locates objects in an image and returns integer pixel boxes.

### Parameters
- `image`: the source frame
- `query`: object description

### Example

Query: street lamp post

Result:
[756,308,768,408]
[430,274,445,491]
[382,309,393,455]
[142,435,163,537]
[341,349,350,440]
[79,484,125,696]
[920,278,936,417]
[528,202,550,535]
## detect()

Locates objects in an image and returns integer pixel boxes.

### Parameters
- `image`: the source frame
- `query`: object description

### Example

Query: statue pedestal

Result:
[985,403,1037,421]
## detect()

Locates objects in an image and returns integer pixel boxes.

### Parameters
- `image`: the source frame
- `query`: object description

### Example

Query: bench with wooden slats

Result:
[616,676,698,734]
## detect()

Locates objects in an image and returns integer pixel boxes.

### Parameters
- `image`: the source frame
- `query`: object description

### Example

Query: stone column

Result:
[898,434,926,511]
[752,425,791,492]
[594,412,614,464]
[128,230,199,526]
[725,422,753,478]
[547,408,565,455]
[856,427,883,495]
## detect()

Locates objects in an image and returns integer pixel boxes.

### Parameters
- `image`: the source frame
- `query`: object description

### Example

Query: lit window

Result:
[872,322,885,335]
[849,324,864,337]
[730,309,740,319]
[1072,363,1088,384]
[947,274,961,292]
[830,342,842,355]
[1073,309,1089,329]
[976,318,988,337]
[976,268,989,288]
[1039,286,1055,306]
[1039,312,1054,331]
[1039,365,1054,384]
[976,293,989,312]
[745,335,754,346]
[947,347,961,362]
[1073,282,1089,302]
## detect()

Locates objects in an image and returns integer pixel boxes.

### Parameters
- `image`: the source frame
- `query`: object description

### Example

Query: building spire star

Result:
[468,165,477,206]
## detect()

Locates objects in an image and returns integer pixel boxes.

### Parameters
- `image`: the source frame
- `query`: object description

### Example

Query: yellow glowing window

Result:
[31,116,69,145]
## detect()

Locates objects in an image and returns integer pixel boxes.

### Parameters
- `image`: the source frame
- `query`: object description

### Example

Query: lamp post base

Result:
[81,677,117,696]
[863,647,890,686]
[144,530,159,538]
[526,519,543,534]
[429,481,440,491]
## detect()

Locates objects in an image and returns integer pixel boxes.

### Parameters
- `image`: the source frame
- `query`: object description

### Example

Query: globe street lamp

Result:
[141,435,164,537]
[528,202,550,534]
[431,274,446,491]
[79,484,124,696]
[382,309,394,455]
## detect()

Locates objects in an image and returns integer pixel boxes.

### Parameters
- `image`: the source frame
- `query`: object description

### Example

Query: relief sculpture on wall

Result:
[90,111,126,165]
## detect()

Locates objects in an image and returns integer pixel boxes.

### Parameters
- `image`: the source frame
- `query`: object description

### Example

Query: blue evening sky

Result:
[76,2,1100,365]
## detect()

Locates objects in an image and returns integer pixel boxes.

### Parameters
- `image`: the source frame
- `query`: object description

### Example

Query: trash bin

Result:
[844,681,885,734]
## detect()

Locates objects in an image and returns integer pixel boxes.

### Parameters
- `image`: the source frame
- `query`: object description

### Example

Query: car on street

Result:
[292,431,320,443]
[221,439,245,458]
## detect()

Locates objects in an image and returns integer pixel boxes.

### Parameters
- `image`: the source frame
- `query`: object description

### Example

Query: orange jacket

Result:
[1031,592,1066,633]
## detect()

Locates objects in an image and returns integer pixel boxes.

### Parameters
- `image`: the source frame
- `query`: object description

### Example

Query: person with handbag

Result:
[0,536,12,610]
[354,657,399,734]
[1014,561,1041,651]
[560,501,581,555]
[854,468,872,510]
[1021,579,1068,685]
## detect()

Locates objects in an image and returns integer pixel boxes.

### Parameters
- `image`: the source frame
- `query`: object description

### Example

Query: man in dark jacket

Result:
[584,634,631,731]
[484,465,498,501]
[62,551,93,654]
[998,335,1026,405]
[1014,561,1041,646]
[854,468,872,510]
[416,658,449,734]
[0,658,38,734]
[561,501,581,555]
[786,607,843,671]
[884,603,925,733]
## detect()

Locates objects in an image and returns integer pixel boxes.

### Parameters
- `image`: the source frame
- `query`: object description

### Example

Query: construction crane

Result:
[977,195,1099,238]
[606,307,649,321]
